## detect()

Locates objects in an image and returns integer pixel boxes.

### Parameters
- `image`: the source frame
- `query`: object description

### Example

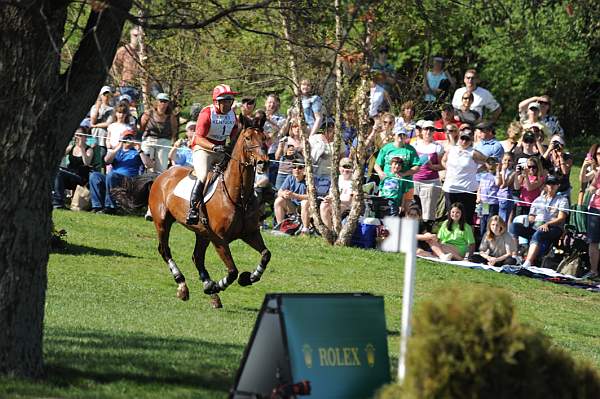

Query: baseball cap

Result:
[528,102,541,111]
[100,85,112,95]
[551,135,565,146]
[475,121,494,131]
[339,157,352,168]
[545,175,561,185]
[460,130,473,140]
[186,121,197,130]
[415,120,426,129]
[121,130,136,139]
[156,93,170,102]
[421,120,435,129]
[390,155,403,162]
[119,94,132,103]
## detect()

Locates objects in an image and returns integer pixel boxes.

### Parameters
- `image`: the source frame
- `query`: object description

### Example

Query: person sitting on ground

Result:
[52,127,94,209]
[451,69,502,122]
[469,215,518,266]
[509,175,569,267]
[168,121,195,168]
[500,121,522,153]
[320,157,354,229]
[89,130,152,214]
[273,163,309,231]
[425,202,476,261]
[375,130,421,213]
[581,146,600,280]
[406,200,439,257]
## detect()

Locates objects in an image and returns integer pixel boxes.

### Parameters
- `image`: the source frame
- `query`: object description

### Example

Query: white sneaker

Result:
[440,253,453,262]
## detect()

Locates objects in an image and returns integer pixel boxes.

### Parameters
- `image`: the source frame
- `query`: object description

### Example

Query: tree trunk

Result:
[0,0,131,377]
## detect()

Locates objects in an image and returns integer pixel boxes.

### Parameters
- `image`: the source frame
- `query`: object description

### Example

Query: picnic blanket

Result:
[418,255,600,293]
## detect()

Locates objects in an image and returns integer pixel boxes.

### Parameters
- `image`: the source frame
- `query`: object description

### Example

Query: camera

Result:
[552,141,562,150]
[180,139,188,147]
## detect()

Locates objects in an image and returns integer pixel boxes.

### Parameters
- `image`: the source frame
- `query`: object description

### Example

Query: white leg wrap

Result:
[168,259,181,277]
[218,277,228,289]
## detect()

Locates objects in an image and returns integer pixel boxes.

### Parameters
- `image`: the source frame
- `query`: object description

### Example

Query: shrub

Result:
[377,286,600,399]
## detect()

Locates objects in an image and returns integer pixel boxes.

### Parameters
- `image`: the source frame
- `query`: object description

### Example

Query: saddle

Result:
[187,160,227,195]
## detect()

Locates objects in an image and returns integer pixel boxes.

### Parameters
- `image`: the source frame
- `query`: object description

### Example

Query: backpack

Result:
[556,250,589,277]
[276,217,301,235]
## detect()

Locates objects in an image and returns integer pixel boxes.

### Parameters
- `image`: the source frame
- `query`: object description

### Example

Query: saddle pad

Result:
[173,176,219,203]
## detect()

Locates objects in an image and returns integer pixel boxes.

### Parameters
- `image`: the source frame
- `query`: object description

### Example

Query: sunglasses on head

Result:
[159,99,169,103]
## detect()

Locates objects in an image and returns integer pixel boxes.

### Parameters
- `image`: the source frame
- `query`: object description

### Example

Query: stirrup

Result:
[186,209,199,225]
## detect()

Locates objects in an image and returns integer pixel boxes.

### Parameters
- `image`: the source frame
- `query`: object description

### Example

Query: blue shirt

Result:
[280,174,307,206]
[474,138,504,161]
[479,172,499,205]
[112,148,144,177]
[301,95,322,129]
[173,147,193,167]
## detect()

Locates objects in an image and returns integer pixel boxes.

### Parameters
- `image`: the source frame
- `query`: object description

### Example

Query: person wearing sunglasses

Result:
[451,69,502,122]
[273,162,310,233]
[518,94,564,137]
[139,92,178,174]
[454,90,481,127]
[441,129,488,226]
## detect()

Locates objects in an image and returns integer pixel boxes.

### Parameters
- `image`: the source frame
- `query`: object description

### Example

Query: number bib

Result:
[207,105,236,142]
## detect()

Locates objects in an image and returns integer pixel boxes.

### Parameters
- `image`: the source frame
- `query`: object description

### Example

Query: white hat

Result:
[100,85,112,95]
[421,120,435,129]
[119,94,132,103]
[528,102,541,110]
[551,135,565,146]
[415,119,426,128]
[156,93,170,101]
[185,121,197,130]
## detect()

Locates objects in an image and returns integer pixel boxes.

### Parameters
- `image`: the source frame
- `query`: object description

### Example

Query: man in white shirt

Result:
[451,69,502,122]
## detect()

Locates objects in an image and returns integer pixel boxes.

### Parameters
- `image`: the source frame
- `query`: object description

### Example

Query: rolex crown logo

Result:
[365,343,376,368]
[303,344,313,368]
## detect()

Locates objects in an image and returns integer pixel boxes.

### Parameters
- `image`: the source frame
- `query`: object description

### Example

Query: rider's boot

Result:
[186,179,207,226]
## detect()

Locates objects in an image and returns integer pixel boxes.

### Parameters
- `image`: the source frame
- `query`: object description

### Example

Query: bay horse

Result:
[116,116,271,308]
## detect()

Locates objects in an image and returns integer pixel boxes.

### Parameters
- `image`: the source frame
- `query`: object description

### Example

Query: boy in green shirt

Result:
[378,156,404,215]
[374,131,421,213]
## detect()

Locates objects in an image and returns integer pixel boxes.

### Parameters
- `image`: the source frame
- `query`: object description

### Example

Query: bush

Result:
[377,286,600,399]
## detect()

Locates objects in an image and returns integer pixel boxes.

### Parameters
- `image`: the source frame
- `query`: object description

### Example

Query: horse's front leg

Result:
[238,233,271,287]
[192,233,222,308]
[203,241,238,295]
[156,213,189,301]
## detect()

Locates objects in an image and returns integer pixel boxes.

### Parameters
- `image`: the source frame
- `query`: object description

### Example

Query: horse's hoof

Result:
[210,294,223,309]
[238,271,252,287]
[203,280,220,295]
[177,284,189,301]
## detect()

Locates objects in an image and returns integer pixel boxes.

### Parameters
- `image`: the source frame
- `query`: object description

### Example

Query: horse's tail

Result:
[111,172,160,212]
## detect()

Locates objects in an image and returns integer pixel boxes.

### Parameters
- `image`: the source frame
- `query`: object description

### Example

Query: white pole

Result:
[398,217,418,383]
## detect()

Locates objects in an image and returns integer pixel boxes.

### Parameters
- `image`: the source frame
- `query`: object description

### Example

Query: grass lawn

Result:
[1,209,599,398]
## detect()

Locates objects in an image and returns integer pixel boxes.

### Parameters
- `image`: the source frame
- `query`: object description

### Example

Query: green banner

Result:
[282,295,390,398]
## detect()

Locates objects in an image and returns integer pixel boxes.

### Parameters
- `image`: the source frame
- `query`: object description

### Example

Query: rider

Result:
[186,84,240,225]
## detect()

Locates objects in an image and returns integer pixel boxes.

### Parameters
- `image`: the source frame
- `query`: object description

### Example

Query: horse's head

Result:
[236,115,269,165]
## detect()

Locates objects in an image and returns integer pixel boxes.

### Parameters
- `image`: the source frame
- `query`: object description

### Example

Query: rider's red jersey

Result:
[190,105,239,147]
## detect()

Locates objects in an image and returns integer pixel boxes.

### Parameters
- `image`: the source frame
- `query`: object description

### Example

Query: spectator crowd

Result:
[52,34,599,280]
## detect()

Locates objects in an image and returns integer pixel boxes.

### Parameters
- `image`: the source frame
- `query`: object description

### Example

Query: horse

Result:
[114,116,271,308]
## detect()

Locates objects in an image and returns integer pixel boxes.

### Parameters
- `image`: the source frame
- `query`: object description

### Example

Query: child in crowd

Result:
[320,158,355,229]
[427,202,476,261]
[378,156,404,216]
[468,215,518,266]
[406,200,438,257]
[477,157,500,235]
[497,152,516,224]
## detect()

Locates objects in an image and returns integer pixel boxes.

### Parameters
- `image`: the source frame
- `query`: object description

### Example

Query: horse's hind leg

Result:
[238,233,271,287]
[156,212,189,301]
[203,241,238,295]
[192,233,222,309]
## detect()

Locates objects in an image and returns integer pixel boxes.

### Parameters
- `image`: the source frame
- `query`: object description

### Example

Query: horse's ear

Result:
[239,114,250,129]
[255,113,267,131]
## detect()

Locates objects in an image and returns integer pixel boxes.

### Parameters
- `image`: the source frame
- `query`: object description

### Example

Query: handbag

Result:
[70,185,91,211]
